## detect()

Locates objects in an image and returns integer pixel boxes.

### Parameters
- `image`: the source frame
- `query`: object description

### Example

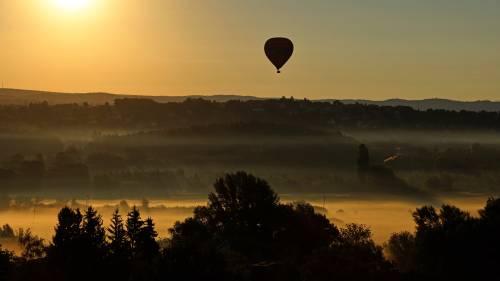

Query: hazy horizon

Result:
[1,0,499,100]
[2,87,500,103]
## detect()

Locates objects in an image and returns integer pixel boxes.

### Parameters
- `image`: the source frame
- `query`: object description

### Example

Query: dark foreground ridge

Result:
[1,172,500,281]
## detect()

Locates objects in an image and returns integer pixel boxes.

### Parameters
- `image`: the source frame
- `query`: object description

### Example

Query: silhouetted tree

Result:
[205,171,280,259]
[52,207,82,251]
[165,217,228,281]
[272,202,339,263]
[81,206,107,277]
[126,206,144,257]
[385,231,416,273]
[17,228,46,260]
[82,207,106,250]
[405,204,486,279]
[123,208,161,281]
[108,209,129,257]
[165,172,342,280]
[476,197,500,277]
[300,224,397,281]
[49,207,83,280]
[0,225,14,238]
[107,209,130,281]
[136,218,159,261]
[479,197,500,225]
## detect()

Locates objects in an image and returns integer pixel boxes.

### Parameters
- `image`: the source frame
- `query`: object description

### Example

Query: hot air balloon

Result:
[264,37,294,73]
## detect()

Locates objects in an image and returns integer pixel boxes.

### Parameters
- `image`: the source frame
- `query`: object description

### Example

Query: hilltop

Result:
[337,98,500,112]
[0,88,260,105]
[1,88,500,112]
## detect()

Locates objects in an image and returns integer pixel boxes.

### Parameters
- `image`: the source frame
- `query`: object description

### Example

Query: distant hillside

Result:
[0,88,260,105]
[1,94,499,132]
[335,98,500,112]
[1,88,500,112]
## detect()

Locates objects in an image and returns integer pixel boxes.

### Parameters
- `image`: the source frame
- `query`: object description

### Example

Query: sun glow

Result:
[53,0,91,11]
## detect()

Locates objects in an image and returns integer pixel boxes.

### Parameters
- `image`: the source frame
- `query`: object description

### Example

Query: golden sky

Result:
[1,0,499,100]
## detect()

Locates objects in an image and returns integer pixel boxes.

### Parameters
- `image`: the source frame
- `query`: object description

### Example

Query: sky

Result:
[0,0,499,100]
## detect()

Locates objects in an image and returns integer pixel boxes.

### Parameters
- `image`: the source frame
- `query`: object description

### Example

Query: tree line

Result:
[1,97,499,130]
[1,172,500,280]
[0,147,204,196]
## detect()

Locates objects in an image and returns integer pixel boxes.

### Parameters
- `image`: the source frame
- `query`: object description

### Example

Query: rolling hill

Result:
[1,88,499,112]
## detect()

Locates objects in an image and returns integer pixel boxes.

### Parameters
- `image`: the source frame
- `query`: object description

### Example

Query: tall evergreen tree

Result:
[108,209,129,257]
[137,217,159,261]
[107,209,131,281]
[80,207,107,278]
[125,208,161,281]
[52,207,82,250]
[126,206,144,255]
[50,207,84,280]
[82,206,106,250]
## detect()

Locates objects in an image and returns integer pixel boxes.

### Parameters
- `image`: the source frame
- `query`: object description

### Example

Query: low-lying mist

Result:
[0,193,489,250]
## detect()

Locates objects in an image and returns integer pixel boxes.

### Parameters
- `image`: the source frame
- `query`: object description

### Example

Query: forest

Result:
[1,98,500,280]
[1,172,499,281]
[1,98,500,200]
[1,97,500,130]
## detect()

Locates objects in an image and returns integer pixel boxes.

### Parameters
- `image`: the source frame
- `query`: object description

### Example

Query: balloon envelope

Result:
[264,37,294,73]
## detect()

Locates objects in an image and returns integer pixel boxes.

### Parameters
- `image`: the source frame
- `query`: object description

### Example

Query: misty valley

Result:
[1,98,500,280]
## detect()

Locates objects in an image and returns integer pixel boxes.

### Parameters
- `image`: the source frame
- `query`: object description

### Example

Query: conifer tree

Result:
[126,206,144,255]
[108,209,129,257]
[82,206,106,250]
[137,217,160,260]
[52,207,82,250]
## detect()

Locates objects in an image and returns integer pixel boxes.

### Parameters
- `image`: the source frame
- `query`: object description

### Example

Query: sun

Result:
[53,0,91,11]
